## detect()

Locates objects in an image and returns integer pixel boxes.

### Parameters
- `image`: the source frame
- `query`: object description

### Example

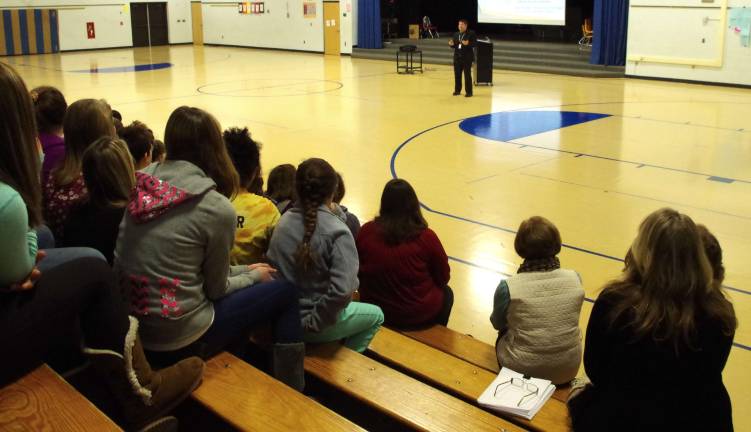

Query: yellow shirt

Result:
[230,193,281,265]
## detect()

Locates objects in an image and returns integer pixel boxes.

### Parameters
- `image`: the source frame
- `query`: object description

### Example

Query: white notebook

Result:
[477,367,556,420]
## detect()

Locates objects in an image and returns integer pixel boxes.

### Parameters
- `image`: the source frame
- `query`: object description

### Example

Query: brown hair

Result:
[164,106,239,199]
[266,164,297,203]
[31,86,67,134]
[696,224,725,283]
[0,62,42,227]
[152,139,166,162]
[333,172,346,204]
[295,158,338,271]
[514,216,562,260]
[375,179,428,245]
[54,99,114,186]
[119,120,154,164]
[82,137,135,209]
[603,208,736,351]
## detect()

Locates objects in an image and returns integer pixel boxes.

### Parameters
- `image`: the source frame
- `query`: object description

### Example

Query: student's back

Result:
[577,290,732,431]
[570,208,736,432]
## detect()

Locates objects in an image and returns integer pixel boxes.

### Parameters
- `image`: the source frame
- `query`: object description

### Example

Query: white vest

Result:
[497,268,584,384]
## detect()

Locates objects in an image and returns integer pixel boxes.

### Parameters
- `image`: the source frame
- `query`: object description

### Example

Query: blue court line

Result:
[71,62,172,73]
[447,255,751,352]
[392,116,751,297]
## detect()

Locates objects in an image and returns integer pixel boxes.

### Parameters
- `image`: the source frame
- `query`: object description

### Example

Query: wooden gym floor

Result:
[6,45,751,429]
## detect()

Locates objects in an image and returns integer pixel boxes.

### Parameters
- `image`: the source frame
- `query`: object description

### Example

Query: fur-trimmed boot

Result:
[271,342,305,392]
[84,316,204,430]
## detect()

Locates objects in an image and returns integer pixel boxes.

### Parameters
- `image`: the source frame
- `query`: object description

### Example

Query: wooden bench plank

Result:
[0,364,121,431]
[370,328,571,432]
[401,325,572,402]
[305,343,527,432]
[192,352,362,432]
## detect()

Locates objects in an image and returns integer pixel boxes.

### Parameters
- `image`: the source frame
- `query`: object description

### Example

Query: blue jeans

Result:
[148,280,303,365]
[35,225,55,249]
[38,247,106,273]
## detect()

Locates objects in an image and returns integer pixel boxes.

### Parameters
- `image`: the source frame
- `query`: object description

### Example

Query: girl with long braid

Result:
[268,158,384,352]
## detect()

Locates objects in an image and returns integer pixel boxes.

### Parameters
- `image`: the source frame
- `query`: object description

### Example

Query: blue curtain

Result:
[590,0,629,66]
[358,0,382,49]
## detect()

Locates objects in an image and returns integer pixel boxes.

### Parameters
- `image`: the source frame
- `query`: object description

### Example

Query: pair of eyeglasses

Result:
[493,376,539,407]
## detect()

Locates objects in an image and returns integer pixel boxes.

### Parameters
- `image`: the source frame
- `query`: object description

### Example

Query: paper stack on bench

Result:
[477,367,556,420]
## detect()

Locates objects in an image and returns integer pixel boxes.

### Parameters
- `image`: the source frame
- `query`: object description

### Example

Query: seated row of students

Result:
[1,62,203,431]
[3,59,738,432]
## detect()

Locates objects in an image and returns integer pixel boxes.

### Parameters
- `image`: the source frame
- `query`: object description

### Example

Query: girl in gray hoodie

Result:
[115,106,304,390]
[268,158,383,353]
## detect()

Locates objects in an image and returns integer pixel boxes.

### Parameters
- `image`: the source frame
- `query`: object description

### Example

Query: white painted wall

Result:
[202,0,324,52]
[201,0,355,54]
[626,0,751,86]
[0,0,193,51]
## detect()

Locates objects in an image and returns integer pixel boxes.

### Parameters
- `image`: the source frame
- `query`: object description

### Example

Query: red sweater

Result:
[356,222,450,327]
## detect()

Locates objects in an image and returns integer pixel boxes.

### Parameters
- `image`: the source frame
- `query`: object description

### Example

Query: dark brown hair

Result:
[333,172,345,204]
[375,179,428,245]
[164,106,239,199]
[31,86,67,134]
[119,120,154,164]
[152,139,166,162]
[266,164,296,203]
[514,216,562,260]
[223,127,261,190]
[459,19,469,25]
[696,224,725,283]
[603,208,736,351]
[295,158,338,271]
[82,137,135,208]
[0,62,42,227]
[54,99,114,186]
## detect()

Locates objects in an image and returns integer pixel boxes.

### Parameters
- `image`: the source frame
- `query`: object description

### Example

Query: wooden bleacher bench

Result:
[305,343,527,432]
[0,364,121,431]
[192,351,362,432]
[369,327,572,432]
[401,325,572,402]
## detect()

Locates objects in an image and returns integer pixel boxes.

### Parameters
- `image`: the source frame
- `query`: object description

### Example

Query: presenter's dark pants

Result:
[454,60,473,95]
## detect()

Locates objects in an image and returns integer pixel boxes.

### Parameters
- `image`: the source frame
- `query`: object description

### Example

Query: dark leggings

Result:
[432,285,455,326]
[0,257,129,387]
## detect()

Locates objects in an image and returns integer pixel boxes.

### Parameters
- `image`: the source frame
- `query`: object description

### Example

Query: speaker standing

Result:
[449,19,477,97]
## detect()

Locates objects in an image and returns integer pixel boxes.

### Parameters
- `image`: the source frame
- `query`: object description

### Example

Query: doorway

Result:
[131,2,169,47]
[323,2,340,56]
[191,1,203,45]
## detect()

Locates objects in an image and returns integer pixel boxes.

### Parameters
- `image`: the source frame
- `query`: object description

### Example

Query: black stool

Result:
[396,45,423,74]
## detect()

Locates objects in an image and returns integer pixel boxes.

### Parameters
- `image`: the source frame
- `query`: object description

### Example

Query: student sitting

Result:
[569,208,736,432]
[266,163,296,214]
[30,86,67,180]
[357,179,453,327]
[0,62,203,431]
[224,127,281,265]
[44,99,115,240]
[490,216,584,385]
[333,172,361,237]
[268,158,384,353]
[119,120,154,170]
[63,137,134,264]
[152,139,166,163]
[115,106,305,390]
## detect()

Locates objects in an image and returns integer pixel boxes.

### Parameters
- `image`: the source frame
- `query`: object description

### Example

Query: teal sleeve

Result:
[0,192,38,287]
[489,279,510,331]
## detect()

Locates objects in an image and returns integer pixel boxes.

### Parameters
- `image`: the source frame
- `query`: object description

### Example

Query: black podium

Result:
[474,39,493,86]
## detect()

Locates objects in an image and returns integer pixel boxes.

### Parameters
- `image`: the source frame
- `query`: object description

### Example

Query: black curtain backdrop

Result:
[382,0,594,42]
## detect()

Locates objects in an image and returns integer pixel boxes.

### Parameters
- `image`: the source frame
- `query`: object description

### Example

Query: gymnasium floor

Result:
[7,44,751,429]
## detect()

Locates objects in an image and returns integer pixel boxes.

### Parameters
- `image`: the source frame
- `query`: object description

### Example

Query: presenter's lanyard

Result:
[458,32,465,50]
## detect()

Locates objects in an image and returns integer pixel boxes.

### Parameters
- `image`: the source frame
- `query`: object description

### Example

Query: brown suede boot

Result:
[84,317,204,431]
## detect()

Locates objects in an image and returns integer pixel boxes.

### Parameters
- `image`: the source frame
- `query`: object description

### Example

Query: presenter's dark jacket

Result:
[451,30,477,63]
